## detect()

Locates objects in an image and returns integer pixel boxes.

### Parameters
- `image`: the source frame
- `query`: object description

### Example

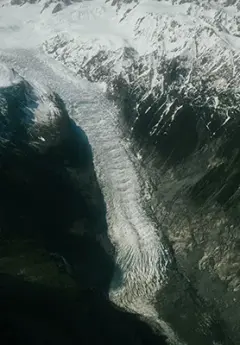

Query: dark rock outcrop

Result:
[9,0,82,13]
[10,0,39,5]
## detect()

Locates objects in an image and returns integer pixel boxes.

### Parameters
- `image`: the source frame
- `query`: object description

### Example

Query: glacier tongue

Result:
[0,49,170,320]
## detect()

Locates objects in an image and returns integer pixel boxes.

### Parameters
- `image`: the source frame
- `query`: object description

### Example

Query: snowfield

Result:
[1,0,240,132]
[37,1,240,129]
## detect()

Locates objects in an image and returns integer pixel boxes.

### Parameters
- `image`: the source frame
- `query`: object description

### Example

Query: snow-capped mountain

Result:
[38,0,240,281]
[7,0,240,127]
[9,0,82,13]
[0,63,69,150]
[41,1,240,343]
[2,0,240,344]
[40,0,240,132]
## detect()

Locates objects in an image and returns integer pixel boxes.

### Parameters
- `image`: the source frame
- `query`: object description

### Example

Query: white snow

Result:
[11,0,238,130]
[0,63,22,87]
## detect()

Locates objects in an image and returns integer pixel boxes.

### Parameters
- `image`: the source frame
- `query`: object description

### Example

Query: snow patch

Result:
[0,63,22,87]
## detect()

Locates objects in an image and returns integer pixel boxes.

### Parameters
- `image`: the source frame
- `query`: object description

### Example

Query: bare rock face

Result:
[9,0,82,13]
[10,0,39,4]
[52,2,63,13]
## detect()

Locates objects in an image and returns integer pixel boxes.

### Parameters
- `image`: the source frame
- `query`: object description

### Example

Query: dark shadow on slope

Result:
[0,76,114,294]
[0,274,168,345]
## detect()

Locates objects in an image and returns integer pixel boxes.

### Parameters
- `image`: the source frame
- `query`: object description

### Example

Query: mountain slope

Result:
[40,1,240,342]
[2,0,240,343]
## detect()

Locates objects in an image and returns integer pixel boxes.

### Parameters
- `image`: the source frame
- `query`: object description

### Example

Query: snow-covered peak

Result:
[0,63,22,87]
[2,0,240,146]
[0,66,69,150]
[7,0,83,13]
[31,0,239,138]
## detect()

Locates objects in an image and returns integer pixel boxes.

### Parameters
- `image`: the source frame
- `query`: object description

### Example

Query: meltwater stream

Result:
[0,49,170,317]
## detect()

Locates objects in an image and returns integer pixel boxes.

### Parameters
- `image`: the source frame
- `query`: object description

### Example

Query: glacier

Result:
[0,65,170,345]
[1,0,240,344]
